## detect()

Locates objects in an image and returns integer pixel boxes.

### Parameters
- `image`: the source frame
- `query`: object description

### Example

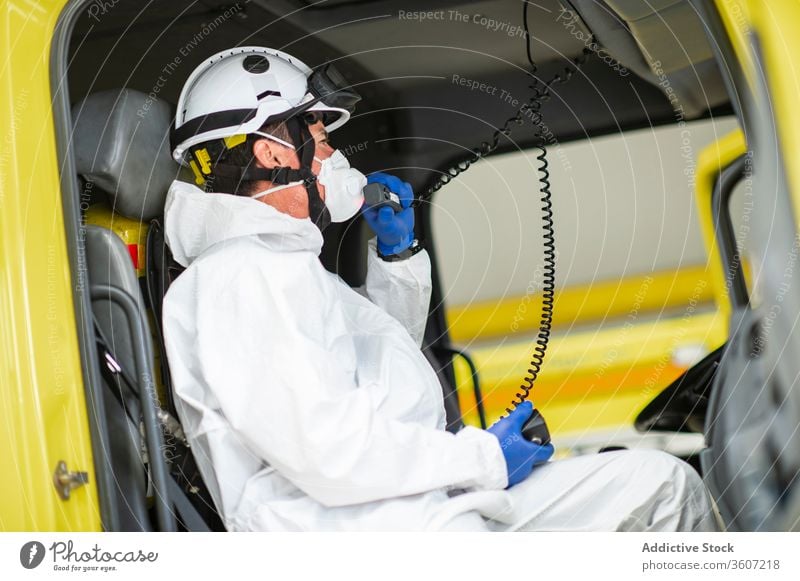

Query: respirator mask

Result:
[251,133,366,224]
[314,150,367,222]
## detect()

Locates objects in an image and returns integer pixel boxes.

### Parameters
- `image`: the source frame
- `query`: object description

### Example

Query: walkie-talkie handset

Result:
[362,182,403,212]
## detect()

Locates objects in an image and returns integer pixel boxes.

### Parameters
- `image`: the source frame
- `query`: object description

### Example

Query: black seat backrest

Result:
[83,225,151,531]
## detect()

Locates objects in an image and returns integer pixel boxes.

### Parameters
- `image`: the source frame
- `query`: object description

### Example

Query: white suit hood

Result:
[164,180,323,267]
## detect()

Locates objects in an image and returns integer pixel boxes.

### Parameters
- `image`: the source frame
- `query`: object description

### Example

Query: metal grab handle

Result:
[90,284,176,532]
[437,346,487,429]
[712,156,749,308]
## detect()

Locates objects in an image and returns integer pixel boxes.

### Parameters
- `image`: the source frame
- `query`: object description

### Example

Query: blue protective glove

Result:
[487,401,555,488]
[362,172,415,256]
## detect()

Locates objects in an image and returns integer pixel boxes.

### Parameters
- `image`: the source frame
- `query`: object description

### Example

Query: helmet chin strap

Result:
[285,117,331,232]
[208,117,331,232]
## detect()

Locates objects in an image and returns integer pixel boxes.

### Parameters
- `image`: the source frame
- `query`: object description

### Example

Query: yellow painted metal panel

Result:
[0,0,101,530]
[446,266,716,344]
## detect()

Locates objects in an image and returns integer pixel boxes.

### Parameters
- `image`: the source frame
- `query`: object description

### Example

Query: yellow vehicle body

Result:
[1,0,799,531]
[0,0,100,530]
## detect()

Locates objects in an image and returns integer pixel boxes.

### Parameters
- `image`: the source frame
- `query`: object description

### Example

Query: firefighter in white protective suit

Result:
[162,46,721,532]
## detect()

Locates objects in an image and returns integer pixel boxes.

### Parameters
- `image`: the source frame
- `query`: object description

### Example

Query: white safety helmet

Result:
[170,46,360,180]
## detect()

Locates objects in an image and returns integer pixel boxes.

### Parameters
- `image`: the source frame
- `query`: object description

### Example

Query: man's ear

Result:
[252,138,295,169]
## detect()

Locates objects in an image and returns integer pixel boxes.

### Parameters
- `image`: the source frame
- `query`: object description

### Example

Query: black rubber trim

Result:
[51,0,120,532]
[712,155,749,308]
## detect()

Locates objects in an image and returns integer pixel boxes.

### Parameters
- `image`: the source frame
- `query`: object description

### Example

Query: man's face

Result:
[250,120,335,219]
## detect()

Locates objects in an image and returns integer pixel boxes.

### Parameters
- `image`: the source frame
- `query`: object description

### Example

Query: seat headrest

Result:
[72,88,178,221]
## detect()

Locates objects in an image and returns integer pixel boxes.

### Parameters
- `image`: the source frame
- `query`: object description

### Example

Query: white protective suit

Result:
[162,180,720,532]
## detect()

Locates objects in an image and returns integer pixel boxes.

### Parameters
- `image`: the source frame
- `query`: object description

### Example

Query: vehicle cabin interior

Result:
[54,0,799,531]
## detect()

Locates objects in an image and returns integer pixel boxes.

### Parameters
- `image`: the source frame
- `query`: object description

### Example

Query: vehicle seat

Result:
[82,224,152,531]
[72,88,221,531]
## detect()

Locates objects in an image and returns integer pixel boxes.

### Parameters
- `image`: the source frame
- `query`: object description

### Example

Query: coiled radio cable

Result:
[418,5,593,424]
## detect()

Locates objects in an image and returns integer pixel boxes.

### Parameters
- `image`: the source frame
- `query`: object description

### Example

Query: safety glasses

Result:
[307,64,361,115]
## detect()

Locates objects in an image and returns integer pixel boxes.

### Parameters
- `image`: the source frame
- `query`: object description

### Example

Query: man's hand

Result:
[362,172,415,256]
[487,402,555,487]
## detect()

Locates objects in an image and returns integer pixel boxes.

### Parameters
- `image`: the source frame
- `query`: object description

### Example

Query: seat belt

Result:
[92,315,211,531]
[166,476,213,532]
[92,316,186,443]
